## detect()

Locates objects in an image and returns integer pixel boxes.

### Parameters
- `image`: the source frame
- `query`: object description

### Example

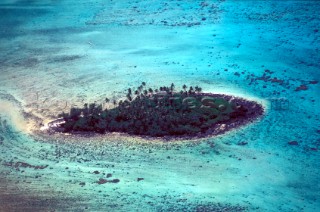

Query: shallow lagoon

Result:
[0,0,319,211]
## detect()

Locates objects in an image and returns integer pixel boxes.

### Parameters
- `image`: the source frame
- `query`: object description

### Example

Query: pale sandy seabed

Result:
[0,0,319,211]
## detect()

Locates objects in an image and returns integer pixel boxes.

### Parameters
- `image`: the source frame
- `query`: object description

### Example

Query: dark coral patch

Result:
[295,85,308,91]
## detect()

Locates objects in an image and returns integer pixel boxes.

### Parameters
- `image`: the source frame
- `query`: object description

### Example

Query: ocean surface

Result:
[0,0,319,211]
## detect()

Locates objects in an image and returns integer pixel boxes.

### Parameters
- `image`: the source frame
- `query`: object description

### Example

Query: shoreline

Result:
[37,93,265,142]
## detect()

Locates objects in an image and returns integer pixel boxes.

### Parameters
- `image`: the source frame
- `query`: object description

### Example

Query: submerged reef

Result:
[54,83,264,139]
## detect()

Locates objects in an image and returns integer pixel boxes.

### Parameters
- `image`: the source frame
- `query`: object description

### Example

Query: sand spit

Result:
[0,90,266,145]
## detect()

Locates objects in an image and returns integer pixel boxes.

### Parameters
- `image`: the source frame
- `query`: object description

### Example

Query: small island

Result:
[53,83,264,139]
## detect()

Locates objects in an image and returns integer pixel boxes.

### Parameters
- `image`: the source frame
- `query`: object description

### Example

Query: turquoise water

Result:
[0,0,319,211]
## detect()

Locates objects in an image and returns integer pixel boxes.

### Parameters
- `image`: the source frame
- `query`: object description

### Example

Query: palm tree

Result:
[194,86,202,93]
[170,83,175,92]
[83,103,89,117]
[189,86,194,94]
[183,84,187,91]
[195,86,200,93]
[148,88,153,95]
[104,98,111,110]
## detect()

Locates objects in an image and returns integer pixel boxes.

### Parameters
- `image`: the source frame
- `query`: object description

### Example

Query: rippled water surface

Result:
[0,0,319,211]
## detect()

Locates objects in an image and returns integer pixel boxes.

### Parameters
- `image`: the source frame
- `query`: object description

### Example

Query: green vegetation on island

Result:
[57,83,262,138]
